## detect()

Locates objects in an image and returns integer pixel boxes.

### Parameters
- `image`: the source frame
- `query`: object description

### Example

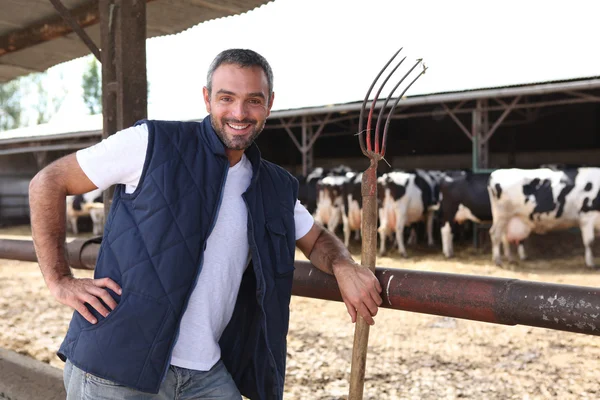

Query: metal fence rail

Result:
[0,238,598,336]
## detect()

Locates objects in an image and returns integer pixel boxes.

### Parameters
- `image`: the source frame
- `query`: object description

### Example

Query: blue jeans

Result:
[63,359,242,400]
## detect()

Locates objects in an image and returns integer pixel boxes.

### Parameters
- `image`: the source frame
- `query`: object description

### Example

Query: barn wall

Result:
[261,103,600,175]
[0,150,70,225]
[280,148,600,176]
[0,154,38,224]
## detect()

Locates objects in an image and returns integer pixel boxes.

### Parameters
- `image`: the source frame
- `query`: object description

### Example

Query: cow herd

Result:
[65,166,600,270]
[299,165,600,269]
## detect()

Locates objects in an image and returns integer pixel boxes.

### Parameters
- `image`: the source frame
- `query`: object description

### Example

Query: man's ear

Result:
[267,91,275,116]
[203,87,211,113]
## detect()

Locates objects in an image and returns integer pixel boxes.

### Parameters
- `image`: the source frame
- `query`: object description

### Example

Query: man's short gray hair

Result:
[206,49,274,100]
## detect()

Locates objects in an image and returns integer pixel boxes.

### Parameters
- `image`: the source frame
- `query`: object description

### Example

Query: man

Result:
[29,49,382,399]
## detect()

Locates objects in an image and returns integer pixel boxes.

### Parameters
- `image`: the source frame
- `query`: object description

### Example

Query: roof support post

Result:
[99,0,148,214]
[301,116,314,176]
[472,99,489,171]
[283,113,331,176]
[100,0,117,215]
[114,0,147,131]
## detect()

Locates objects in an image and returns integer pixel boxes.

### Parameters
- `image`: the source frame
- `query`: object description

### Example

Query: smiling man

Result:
[205,62,272,156]
[29,49,382,400]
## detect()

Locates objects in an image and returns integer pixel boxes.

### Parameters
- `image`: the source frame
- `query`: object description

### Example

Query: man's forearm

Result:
[308,228,358,275]
[29,169,72,289]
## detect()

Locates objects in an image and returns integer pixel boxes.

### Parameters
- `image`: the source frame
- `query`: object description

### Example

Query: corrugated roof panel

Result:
[0,0,273,82]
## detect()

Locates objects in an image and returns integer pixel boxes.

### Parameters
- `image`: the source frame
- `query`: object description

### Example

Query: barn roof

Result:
[0,0,273,83]
[1,74,599,156]
[272,75,600,117]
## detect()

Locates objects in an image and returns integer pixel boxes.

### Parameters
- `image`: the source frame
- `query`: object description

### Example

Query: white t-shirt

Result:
[76,123,314,371]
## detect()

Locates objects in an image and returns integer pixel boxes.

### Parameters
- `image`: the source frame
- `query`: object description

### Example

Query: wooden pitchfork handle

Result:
[349,48,426,400]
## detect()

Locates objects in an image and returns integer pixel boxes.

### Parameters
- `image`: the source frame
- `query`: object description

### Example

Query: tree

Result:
[31,72,65,124]
[82,57,102,115]
[0,79,22,131]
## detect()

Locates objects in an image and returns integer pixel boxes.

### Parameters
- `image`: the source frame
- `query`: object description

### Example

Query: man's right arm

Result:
[29,154,121,324]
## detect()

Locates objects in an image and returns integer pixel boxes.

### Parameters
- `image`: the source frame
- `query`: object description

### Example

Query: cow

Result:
[377,169,443,257]
[297,167,327,215]
[341,172,363,247]
[488,167,600,268]
[439,170,526,259]
[296,166,355,215]
[312,166,355,239]
[66,189,105,235]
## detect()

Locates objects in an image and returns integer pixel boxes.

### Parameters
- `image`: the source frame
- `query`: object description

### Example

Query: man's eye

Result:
[220,97,232,102]
[249,99,262,105]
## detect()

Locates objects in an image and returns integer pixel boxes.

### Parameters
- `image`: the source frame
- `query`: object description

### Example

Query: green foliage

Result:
[0,79,22,131]
[31,72,65,124]
[82,58,102,115]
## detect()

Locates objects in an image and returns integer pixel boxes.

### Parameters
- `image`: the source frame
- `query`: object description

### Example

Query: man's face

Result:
[203,63,274,151]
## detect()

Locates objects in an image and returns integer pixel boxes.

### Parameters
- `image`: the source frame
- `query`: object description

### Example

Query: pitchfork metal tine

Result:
[375,58,424,155]
[381,62,427,157]
[358,47,402,155]
[368,56,407,154]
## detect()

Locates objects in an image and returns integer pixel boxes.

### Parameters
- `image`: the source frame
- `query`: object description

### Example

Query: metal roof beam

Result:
[49,0,101,61]
[388,95,600,120]
[442,104,472,140]
[565,90,600,102]
[280,118,303,152]
[483,96,521,143]
[267,114,354,130]
[270,79,600,119]
[0,1,100,57]
[305,112,331,150]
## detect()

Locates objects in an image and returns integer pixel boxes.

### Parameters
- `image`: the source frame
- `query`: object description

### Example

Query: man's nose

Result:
[230,101,248,121]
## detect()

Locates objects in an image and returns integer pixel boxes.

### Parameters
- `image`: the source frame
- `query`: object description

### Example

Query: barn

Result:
[2,2,600,399]
[1,76,599,224]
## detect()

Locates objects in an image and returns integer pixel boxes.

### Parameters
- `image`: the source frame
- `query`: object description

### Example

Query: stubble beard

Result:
[211,117,266,151]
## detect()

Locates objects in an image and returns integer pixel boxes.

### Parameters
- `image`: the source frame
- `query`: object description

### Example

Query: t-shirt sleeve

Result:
[294,199,314,240]
[75,124,148,192]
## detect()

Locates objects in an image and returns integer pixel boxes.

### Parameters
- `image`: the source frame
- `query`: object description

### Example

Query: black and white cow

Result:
[66,189,105,235]
[297,167,329,215]
[312,166,356,241]
[439,170,526,259]
[488,167,600,268]
[378,169,443,257]
[341,172,363,247]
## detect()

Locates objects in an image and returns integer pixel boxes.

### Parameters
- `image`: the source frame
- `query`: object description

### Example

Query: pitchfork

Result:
[349,48,426,400]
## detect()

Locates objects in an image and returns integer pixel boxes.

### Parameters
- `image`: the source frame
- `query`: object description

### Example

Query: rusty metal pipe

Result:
[0,239,39,263]
[292,261,600,336]
[0,238,598,335]
[0,238,98,270]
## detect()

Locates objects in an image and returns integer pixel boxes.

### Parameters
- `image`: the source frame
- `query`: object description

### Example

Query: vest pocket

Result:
[265,217,295,276]
[73,291,173,390]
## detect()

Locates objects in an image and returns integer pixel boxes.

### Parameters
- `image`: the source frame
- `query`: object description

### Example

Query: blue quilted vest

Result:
[58,117,299,399]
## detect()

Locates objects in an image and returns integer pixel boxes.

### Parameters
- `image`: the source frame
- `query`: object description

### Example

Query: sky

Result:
[37,0,600,125]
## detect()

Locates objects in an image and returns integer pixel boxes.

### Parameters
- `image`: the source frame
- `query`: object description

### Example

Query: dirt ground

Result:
[0,225,599,399]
